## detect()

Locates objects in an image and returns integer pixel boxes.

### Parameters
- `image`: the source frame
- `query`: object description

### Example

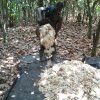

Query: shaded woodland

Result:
[0,0,100,100]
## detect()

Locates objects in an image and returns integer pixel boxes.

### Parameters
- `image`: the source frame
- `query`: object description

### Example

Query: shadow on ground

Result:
[4,53,49,100]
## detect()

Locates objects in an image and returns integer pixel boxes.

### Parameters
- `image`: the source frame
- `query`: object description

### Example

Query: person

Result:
[36,2,64,62]
[37,2,64,37]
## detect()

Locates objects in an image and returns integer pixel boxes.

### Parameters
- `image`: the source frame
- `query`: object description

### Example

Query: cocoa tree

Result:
[86,0,99,39]
[91,19,100,57]
[0,0,8,44]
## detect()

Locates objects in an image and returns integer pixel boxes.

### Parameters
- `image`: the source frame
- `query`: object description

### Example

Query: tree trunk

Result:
[82,0,87,24]
[38,0,43,7]
[87,0,92,39]
[62,0,68,23]
[77,13,81,23]
[86,0,99,39]
[88,14,92,39]
[91,19,100,57]
[1,0,8,44]
[28,0,31,19]
[22,6,27,20]
[9,0,13,27]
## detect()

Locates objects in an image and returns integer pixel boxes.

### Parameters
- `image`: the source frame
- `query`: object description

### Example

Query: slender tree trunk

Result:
[72,4,75,20]
[82,10,85,24]
[22,0,27,25]
[87,0,92,39]
[1,0,8,44]
[38,0,43,7]
[76,0,82,24]
[77,13,81,23]
[82,0,86,24]
[88,14,92,38]
[5,0,8,23]
[15,0,18,24]
[9,0,13,27]
[63,0,68,23]
[91,19,100,57]
[28,0,31,19]
[92,0,99,24]
[86,0,99,39]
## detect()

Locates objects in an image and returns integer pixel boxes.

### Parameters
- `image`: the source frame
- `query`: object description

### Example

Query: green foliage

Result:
[0,0,99,25]
[96,5,100,15]
[7,0,21,21]
[78,0,84,10]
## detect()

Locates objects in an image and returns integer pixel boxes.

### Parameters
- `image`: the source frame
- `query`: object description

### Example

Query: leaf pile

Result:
[38,60,100,100]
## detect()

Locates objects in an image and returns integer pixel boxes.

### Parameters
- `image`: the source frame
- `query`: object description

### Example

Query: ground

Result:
[0,21,100,99]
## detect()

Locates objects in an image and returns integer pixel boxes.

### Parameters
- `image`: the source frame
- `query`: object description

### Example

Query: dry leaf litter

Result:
[0,21,99,99]
[38,60,100,100]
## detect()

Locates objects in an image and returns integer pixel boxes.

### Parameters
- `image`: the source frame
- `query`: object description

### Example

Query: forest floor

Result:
[0,21,100,99]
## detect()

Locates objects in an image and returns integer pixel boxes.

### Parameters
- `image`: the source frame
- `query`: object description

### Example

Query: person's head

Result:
[56,2,64,12]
